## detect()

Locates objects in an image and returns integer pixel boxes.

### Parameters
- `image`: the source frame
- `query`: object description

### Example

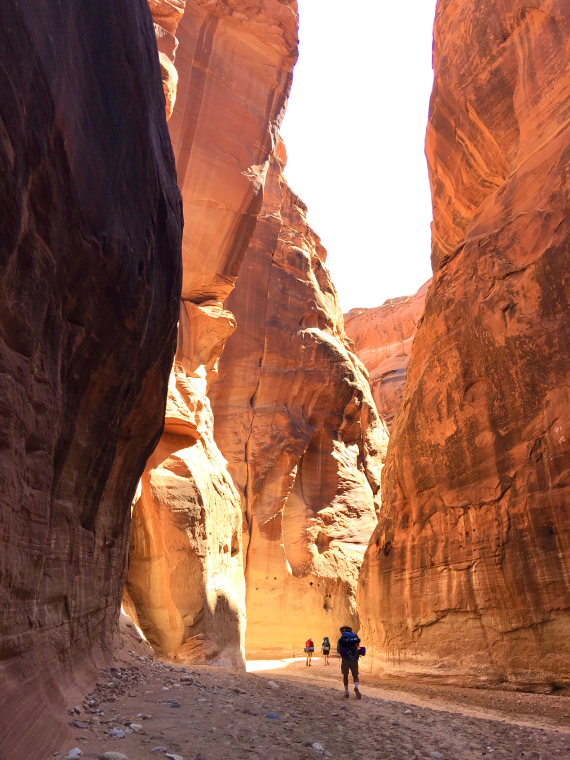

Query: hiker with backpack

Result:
[304,637,315,666]
[337,625,365,698]
[321,636,331,665]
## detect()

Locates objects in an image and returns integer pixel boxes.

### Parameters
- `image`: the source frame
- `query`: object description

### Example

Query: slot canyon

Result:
[1,1,569,759]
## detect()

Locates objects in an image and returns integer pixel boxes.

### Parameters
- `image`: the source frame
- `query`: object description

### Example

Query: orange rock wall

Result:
[345,281,429,430]
[0,1,182,756]
[211,148,388,656]
[127,1,299,665]
[359,0,570,688]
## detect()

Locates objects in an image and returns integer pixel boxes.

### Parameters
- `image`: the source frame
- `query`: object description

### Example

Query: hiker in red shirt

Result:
[304,637,315,666]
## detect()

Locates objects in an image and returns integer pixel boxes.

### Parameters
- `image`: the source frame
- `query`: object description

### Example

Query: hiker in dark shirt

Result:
[321,636,331,665]
[337,625,364,699]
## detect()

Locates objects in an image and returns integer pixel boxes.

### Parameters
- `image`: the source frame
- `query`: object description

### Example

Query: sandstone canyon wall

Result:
[345,281,430,430]
[359,0,570,688]
[0,1,182,757]
[126,1,300,666]
[210,146,388,656]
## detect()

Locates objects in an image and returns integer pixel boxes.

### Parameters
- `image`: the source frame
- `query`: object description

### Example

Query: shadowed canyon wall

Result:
[211,146,388,655]
[359,0,570,688]
[0,1,182,756]
[126,1,300,666]
[345,281,430,430]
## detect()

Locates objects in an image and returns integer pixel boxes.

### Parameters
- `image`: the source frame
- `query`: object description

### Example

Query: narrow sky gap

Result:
[281,0,438,312]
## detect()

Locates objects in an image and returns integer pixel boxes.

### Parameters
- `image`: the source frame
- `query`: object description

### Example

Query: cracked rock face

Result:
[0,0,182,757]
[126,1,299,665]
[345,281,430,431]
[359,0,570,687]
[210,145,388,655]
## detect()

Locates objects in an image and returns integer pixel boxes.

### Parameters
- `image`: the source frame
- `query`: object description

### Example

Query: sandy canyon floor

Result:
[54,652,570,760]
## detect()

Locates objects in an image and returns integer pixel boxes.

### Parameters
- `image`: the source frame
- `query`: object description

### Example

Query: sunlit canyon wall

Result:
[0,1,182,757]
[345,281,430,431]
[210,145,388,655]
[126,0,301,665]
[359,0,570,688]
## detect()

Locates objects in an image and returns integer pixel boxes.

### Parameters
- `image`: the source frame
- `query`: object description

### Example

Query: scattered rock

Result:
[166,755,184,760]
[70,721,88,729]
[429,753,444,760]
[312,744,325,753]
[66,750,82,758]
[265,713,280,720]
[110,728,126,739]
[128,723,143,732]
[99,753,129,760]
[267,681,280,690]
[151,748,168,754]
[136,713,153,720]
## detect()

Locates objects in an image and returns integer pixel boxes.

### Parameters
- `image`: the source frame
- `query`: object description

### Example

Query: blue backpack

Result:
[339,632,361,661]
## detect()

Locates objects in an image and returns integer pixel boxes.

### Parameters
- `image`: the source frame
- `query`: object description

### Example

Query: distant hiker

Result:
[337,626,364,698]
[321,636,331,665]
[304,637,315,666]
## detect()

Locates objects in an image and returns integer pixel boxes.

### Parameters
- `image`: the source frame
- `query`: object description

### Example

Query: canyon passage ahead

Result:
[0,1,569,759]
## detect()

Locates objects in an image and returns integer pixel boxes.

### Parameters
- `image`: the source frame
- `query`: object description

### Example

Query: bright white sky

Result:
[280,0,437,312]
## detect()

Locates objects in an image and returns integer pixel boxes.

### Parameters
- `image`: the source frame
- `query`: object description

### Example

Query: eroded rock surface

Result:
[211,146,388,655]
[345,281,429,430]
[127,1,299,665]
[0,1,182,756]
[359,0,570,688]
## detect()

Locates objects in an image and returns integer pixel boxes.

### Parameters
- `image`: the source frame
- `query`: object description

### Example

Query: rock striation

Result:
[210,144,388,656]
[126,1,300,665]
[359,0,570,688]
[345,281,430,430]
[149,0,187,119]
[0,1,182,757]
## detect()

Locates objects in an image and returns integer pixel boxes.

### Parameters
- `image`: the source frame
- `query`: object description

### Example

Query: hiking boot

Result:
[354,687,362,699]
[343,692,349,698]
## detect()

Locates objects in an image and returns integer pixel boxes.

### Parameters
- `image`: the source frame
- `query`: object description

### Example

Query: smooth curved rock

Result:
[359,0,570,688]
[0,1,182,757]
[127,1,299,665]
[211,145,388,655]
[345,281,430,430]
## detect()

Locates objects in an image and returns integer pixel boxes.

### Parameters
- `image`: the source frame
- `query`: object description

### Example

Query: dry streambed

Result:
[54,655,570,760]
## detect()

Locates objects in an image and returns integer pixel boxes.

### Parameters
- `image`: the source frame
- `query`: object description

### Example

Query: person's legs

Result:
[341,659,349,696]
[350,660,361,698]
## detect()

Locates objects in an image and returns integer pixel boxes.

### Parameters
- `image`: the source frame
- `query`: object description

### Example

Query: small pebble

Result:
[166,755,184,760]
[267,681,280,690]
[265,713,280,720]
[110,728,126,739]
[66,750,82,758]
[429,753,444,760]
[99,754,129,760]
[312,744,325,753]
[128,723,143,732]
[151,748,167,754]
[70,721,88,729]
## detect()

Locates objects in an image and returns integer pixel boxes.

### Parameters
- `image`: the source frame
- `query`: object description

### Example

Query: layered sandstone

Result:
[149,0,186,119]
[210,146,388,656]
[0,1,182,757]
[126,1,299,665]
[345,281,430,430]
[359,0,570,688]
